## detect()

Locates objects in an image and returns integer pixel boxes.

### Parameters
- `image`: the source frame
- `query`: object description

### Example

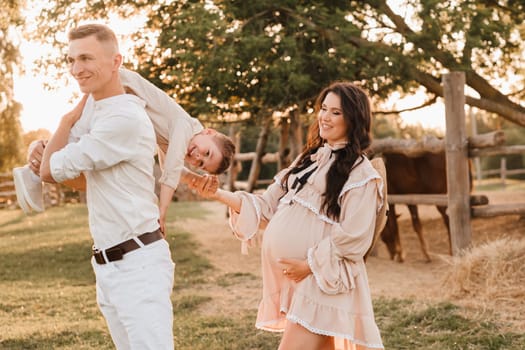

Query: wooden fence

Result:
[0,171,83,210]
[0,172,16,209]
[373,72,525,255]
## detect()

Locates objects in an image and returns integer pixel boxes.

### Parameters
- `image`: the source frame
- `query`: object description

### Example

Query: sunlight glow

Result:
[14,8,147,133]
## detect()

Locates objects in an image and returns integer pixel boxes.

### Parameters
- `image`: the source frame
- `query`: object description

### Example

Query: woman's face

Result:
[318,92,348,145]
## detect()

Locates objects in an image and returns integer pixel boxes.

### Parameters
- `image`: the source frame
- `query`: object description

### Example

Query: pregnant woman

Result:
[201,81,385,350]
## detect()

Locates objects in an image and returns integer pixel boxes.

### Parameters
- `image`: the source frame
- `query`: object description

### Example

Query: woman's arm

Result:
[209,188,241,213]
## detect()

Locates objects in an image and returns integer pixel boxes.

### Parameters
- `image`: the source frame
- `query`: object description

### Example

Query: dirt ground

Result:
[175,190,525,326]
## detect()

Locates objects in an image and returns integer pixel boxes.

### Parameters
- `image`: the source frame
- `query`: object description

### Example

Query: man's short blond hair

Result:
[68,24,119,53]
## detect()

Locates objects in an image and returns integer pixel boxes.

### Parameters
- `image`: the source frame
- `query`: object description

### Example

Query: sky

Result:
[13,11,145,134]
[14,42,77,133]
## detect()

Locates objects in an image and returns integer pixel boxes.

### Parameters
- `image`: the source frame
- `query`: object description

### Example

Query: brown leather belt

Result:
[93,229,163,264]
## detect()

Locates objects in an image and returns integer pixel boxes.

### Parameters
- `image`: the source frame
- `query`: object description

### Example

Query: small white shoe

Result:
[12,165,44,214]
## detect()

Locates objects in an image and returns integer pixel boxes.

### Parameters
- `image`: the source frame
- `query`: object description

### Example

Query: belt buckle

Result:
[93,251,105,264]
[105,247,124,262]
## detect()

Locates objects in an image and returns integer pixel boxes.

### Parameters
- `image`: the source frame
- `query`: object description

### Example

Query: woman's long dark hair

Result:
[282,82,372,220]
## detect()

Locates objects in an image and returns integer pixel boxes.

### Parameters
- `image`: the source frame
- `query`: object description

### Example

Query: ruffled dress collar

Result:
[310,142,347,167]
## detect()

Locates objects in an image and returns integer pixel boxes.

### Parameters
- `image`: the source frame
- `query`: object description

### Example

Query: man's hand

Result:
[28,140,47,175]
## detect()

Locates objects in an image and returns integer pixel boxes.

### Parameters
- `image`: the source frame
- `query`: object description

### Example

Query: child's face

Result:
[185,131,223,174]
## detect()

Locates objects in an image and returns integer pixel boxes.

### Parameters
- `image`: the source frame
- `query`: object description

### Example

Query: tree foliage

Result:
[0,0,24,172]
[29,0,525,127]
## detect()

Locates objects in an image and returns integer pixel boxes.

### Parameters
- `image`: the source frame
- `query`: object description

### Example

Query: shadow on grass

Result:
[0,240,94,283]
[0,205,89,239]
[0,212,27,229]
[0,329,112,350]
[167,232,214,289]
[0,230,213,286]
[173,308,281,350]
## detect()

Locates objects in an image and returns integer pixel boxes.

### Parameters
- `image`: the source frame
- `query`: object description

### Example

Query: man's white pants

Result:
[91,239,175,350]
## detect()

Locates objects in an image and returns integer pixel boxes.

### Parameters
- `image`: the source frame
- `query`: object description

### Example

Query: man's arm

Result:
[62,174,87,191]
[41,95,88,183]
[28,139,86,191]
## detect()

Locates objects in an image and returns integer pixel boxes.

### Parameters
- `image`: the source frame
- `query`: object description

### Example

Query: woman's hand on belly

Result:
[278,258,311,283]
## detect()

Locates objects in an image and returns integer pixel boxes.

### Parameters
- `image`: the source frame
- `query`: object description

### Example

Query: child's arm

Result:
[158,183,175,236]
[180,167,219,192]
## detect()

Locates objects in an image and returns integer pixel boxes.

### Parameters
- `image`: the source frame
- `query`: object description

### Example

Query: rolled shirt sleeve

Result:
[50,112,143,183]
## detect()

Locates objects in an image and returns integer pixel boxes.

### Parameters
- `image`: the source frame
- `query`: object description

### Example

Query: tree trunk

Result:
[278,117,290,171]
[226,124,241,191]
[288,109,303,161]
[246,117,272,193]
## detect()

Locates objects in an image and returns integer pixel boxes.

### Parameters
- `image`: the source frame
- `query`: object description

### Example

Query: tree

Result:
[0,0,24,172]
[30,0,525,128]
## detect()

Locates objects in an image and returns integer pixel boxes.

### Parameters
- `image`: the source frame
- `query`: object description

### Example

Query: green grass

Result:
[374,299,525,350]
[1,203,523,349]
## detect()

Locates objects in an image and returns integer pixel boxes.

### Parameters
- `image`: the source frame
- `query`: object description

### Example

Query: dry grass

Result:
[441,237,525,331]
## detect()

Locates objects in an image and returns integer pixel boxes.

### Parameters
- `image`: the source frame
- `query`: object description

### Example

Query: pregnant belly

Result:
[262,205,325,262]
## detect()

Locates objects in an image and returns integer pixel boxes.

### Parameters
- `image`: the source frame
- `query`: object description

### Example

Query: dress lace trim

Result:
[340,173,385,213]
[306,247,339,295]
[255,319,285,333]
[285,313,384,349]
[339,174,380,199]
[287,196,336,224]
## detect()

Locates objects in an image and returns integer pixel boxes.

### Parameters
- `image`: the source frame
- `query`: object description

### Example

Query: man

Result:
[14,68,235,231]
[39,24,174,349]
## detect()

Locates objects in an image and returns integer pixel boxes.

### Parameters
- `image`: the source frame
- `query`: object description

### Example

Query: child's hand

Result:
[190,174,219,198]
[63,94,88,126]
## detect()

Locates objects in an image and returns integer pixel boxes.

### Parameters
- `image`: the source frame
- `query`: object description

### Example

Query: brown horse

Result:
[380,152,451,262]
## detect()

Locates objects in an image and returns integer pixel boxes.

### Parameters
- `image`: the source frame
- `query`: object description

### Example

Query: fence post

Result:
[500,157,507,185]
[469,107,483,181]
[443,71,472,255]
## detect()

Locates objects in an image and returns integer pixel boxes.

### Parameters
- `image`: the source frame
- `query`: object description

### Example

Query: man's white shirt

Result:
[50,94,159,250]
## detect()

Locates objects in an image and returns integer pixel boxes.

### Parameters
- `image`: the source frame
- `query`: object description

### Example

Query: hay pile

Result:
[441,237,525,329]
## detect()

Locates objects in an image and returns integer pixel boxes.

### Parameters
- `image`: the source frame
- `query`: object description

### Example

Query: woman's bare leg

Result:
[278,321,335,350]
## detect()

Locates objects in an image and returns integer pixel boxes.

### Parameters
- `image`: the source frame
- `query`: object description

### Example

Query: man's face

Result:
[185,130,223,174]
[67,35,119,99]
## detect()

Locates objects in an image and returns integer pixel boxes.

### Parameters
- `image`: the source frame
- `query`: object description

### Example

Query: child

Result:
[14,68,233,231]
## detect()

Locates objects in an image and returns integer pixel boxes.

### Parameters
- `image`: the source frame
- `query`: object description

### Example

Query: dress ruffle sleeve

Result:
[228,170,288,254]
[307,172,380,295]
